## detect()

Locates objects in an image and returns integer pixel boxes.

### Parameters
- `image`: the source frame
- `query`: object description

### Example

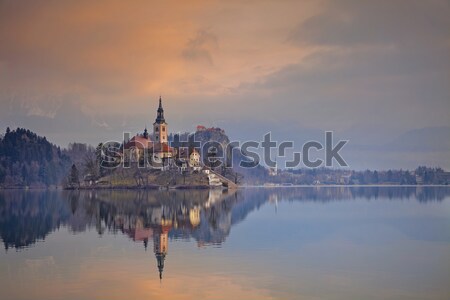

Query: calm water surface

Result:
[0,187,449,300]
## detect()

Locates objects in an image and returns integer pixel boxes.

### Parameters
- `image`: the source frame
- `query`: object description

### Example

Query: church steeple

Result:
[153,96,168,143]
[155,96,165,124]
[156,252,166,280]
[153,225,169,280]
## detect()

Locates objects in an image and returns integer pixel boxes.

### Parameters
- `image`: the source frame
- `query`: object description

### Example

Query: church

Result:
[123,97,200,171]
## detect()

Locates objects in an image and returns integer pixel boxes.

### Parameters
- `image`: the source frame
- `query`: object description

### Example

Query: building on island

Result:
[122,97,176,168]
[177,148,202,173]
[123,129,152,163]
[189,149,201,171]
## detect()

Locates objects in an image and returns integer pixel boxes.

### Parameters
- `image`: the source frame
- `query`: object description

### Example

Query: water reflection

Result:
[0,186,449,281]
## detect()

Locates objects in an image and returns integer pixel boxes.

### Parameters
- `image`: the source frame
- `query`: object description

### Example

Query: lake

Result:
[0,187,449,300]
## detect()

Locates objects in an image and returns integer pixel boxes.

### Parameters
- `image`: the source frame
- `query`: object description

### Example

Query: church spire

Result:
[153,96,168,143]
[155,96,165,124]
[156,252,166,280]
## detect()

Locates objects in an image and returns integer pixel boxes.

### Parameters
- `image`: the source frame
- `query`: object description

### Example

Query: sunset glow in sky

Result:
[1,0,449,169]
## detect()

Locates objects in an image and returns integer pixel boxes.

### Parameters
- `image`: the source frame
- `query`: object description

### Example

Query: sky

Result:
[0,0,449,169]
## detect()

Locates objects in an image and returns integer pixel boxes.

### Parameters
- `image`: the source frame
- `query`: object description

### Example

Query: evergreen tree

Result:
[68,164,80,188]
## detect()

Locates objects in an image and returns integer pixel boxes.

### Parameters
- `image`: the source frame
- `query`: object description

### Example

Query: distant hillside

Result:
[193,127,230,146]
[191,127,268,184]
[385,126,450,152]
[0,128,72,188]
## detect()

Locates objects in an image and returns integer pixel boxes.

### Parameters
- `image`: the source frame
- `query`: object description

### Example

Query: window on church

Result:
[162,127,165,132]
[155,127,159,132]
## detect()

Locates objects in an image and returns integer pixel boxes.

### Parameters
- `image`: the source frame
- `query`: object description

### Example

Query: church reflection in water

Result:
[0,188,241,279]
[0,186,448,279]
[119,202,194,280]
[103,189,236,279]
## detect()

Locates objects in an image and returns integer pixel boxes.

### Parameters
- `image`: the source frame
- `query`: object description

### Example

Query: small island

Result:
[65,97,239,190]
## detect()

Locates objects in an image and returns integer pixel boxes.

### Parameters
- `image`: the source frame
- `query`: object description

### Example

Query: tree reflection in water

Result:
[0,186,449,278]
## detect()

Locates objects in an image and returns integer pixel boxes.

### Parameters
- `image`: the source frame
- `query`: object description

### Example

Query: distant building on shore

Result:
[196,125,225,134]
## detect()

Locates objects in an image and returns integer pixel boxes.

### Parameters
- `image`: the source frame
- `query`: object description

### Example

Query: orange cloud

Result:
[0,0,317,114]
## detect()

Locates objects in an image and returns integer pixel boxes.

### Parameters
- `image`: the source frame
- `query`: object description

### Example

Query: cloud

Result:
[0,0,208,112]
[182,29,218,65]
[0,0,449,169]
[288,0,450,48]
[244,0,450,134]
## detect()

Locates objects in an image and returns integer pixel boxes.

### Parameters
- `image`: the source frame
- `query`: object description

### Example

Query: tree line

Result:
[0,127,448,188]
[0,128,74,187]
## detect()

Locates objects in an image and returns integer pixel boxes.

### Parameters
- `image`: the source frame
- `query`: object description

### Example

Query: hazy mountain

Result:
[384,126,450,152]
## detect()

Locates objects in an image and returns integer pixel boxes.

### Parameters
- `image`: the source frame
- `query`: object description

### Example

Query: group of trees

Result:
[284,166,449,185]
[65,142,107,188]
[1,127,448,188]
[414,166,448,184]
[350,167,448,185]
[0,128,106,188]
[0,128,72,187]
[350,169,416,185]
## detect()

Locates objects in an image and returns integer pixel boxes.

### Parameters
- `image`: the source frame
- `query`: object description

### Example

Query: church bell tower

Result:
[153,96,168,143]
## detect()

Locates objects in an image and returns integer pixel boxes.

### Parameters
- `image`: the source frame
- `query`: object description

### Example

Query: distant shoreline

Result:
[244,184,450,188]
[1,184,449,191]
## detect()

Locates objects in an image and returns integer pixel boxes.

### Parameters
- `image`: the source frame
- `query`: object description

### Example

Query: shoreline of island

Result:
[1,183,450,191]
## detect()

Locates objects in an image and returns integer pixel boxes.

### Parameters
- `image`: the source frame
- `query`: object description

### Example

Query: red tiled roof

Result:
[124,135,152,150]
[124,228,153,241]
[152,142,173,153]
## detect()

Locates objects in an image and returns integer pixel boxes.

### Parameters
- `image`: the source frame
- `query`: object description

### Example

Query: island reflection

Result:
[1,186,449,279]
